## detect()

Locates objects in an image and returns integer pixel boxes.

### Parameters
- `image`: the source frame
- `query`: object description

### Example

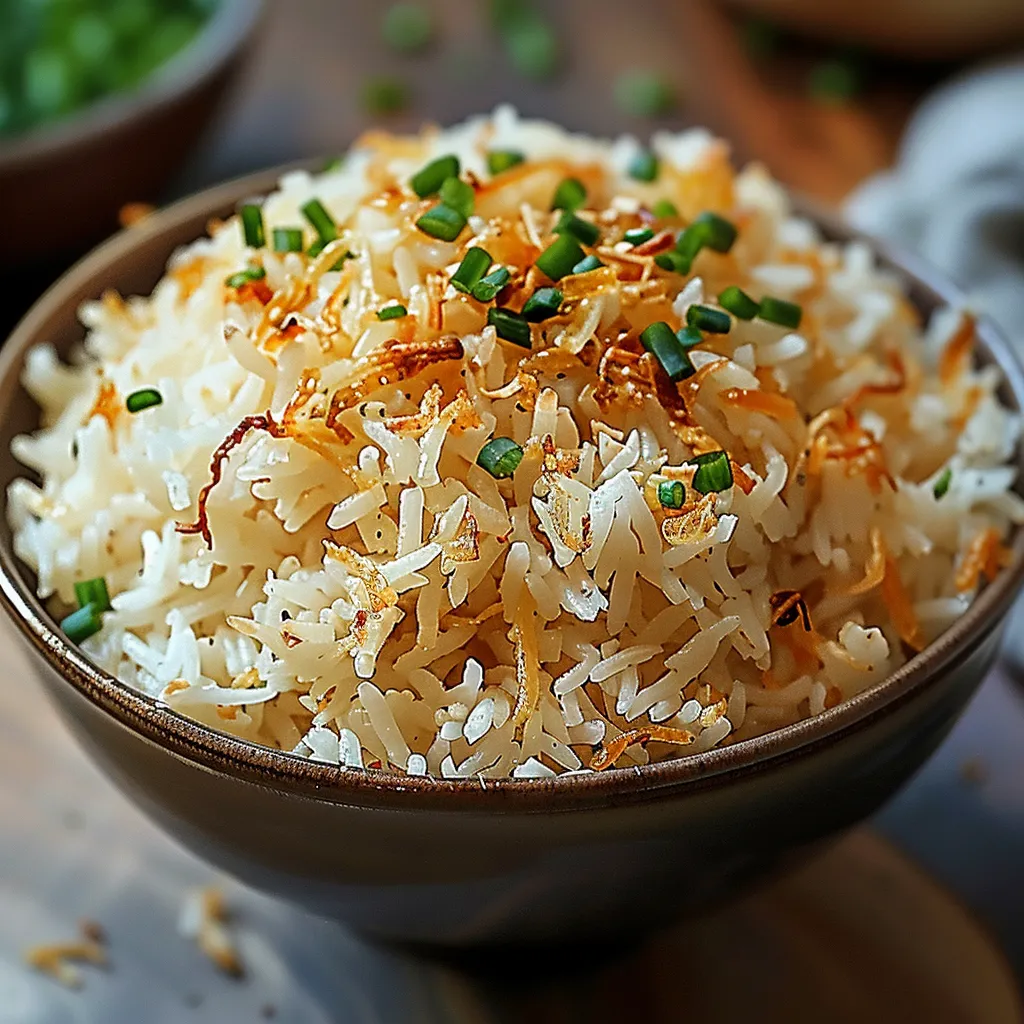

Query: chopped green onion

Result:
[675,224,705,261]
[535,233,584,280]
[676,326,704,350]
[410,154,460,198]
[323,156,345,172]
[272,227,304,253]
[933,468,952,500]
[809,57,862,105]
[301,198,338,243]
[125,387,163,414]
[377,304,408,320]
[652,198,679,218]
[628,149,659,182]
[74,576,111,613]
[686,304,731,334]
[692,211,738,253]
[415,203,467,242]
[624,226,654,246]
[61,602,102,645]
[239,203,265,248]
[689,450,733,494]
[487,149,525,175]
[658,480,686,509]
[571,254,604,274]
[554,211,600,246]
[758,295,803,329]
[471,267,511,302]
[381,2,433,53]
[640,321,695,382]
[614,70,675,118]
[654,250,691,274]
[477,436,524,478]
[225,265,266,288]
[488,307,532,347]
[440,176,475,218]
[718,285,759,320]
[360,75,408,115]
[451,247,492,294]
[551,176,587,212]
[521,287,563,322]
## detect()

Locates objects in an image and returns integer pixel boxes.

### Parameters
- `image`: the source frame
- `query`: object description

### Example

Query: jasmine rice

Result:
[9,108,1023,779]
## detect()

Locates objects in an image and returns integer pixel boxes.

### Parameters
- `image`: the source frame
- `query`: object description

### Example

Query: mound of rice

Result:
[9,108,1023,779]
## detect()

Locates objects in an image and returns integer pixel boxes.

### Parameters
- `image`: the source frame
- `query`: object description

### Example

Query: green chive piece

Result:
[74,576,111,613]
[323,156,345,172]
[488,307,532,347]
[471,267,511,302]
[624,226,655,246]
[382,2,433,53]
[521,287,563,322]
[61,602,102,645]
[301,198,338,243]
[477,436,524,478]
[361,75,408,115]
[809,57,862,105]
[535,233,584,280]
[451,247,493,294]
[377,304,408,321]
[554,210,600,246]
[614,70,675,118]
[551,177,587,212]
[272,227,304,253]
[675,224,705,261]
[676,326,704,350]
[410,154,460,198]
[933,468,952,500]
[125,388,163,414]
[689,450,733,494]
[628,149,659,182]
[654,251,691,274]
[718,285,759,320]
[686,304,732,334]
[487,149,525,175]
[225,266,266,289]
[657,480,686,509]
[640,321,695,382]
[759,295,803,329]
[440,176,475,218]
[693,211,738,253]
[415,203,467,242]
[652,199,679,218]
[571,254,604,274]
[239,203,265,248]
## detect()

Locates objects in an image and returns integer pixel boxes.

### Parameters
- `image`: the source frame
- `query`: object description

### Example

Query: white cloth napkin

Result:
[845,61,1024,667]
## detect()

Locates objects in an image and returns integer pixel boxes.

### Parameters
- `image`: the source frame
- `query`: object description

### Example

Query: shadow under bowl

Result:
[0,0,265,270]
[1,166,1023,947]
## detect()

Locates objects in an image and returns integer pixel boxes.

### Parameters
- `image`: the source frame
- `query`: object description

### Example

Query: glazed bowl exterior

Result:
[0,0,264,269]
[2,167,1023,947]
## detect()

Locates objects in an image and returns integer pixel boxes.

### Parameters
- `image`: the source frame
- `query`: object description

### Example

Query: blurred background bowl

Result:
[0,165,1022,947]
[0,0,264,270]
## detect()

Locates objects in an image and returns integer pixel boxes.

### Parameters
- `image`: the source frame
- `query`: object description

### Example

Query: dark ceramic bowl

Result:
[0,0,264,269]
[2,166,1023,948]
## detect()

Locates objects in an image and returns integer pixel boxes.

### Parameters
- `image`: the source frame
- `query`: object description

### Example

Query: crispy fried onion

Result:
[325,336,464,437]
[323,541,399,612]
[721,387,799,421]
[176,412,287,547]
[383,382,481,438]
[769,589,812,630]
[877,535,925,651]
[955,526,1011,593]
[939,313,976,387]
[590,725,696,771]
[844,527,886,596]
[662,492,718,546]
[843,350,907,409]
[478,370,540,406]
[430,498,481,575]
[594,345,657,409]
[803,406,895,493]
[85,379,120,429]
[531,435,592,563]
[510,602,541,734]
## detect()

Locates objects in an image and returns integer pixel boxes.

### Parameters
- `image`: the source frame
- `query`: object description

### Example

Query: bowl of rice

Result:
[2,108,1023,946]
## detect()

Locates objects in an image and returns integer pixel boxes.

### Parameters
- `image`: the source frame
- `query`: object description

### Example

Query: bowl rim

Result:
[0,0,266,172]
[2,161,1023,812]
